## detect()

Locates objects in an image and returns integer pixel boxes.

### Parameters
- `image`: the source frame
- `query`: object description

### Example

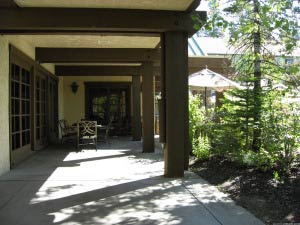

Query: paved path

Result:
[0,137,264,225]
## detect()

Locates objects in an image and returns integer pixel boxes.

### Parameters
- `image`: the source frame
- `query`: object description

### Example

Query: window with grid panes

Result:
[10,64,31,151]
[36,76,47,141]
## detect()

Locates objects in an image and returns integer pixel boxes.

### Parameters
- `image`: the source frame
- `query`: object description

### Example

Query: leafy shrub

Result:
[189,88,300,175]
[189,94,212,160]
[261,89,300,174]
[240,150,275,171]
[192,135,211,160]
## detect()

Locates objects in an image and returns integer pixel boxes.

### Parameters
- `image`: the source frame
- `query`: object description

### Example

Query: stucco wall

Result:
[0,37,11,175]
[0,36,54,175]
[61,76,132,125]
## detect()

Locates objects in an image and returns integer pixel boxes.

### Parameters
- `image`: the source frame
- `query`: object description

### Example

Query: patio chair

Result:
[58,119,77,144]
[77,120,97,150]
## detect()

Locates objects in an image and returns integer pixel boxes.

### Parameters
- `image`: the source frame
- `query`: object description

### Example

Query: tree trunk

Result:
[252,0,262,152]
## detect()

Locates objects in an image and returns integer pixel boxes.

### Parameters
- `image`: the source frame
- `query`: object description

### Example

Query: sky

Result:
[196,0,210,11]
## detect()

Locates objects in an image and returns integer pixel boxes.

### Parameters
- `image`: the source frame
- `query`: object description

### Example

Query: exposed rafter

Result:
[0,8,206,35]
[55,65,141,76]
[36,48,160,63]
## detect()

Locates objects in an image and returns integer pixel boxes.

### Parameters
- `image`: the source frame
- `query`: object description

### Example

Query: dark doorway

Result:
[85,82,131,135]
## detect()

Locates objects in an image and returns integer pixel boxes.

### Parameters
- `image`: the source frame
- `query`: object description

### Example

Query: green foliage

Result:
[192,135,211,160]
[207,123,243,157]
[188,88,300,174]
[239,149,276,172]
[273,171,280,181]
[191,0,300,174]
[189,94,203,146]
[189,94,211,160]
[261,88,300,174]
[200,0,300,152]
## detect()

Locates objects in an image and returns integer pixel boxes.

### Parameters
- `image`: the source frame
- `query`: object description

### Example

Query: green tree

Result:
[201,0,299,152]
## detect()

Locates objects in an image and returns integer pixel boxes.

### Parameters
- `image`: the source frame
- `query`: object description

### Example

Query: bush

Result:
[260,89,300,174]
[189,88,300,174]
[192,135,211,160]
[189,94,213,160]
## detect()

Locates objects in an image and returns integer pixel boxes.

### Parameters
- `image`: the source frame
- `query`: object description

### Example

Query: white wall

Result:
[0,36,54,175]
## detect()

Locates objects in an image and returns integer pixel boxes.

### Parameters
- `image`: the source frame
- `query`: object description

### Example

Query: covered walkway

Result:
[0,138,263,225]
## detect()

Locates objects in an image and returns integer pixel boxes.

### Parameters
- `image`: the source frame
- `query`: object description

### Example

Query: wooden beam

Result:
[186,0,202,12]
[55,66,141,76]
[36,48,160,63]
[0,0,18,8]
[0,8,206,35]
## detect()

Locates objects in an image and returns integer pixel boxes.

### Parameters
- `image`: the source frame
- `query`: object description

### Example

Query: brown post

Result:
[159,34,166,143]
[142,62,155,152]
[182,32,191,170]
[163,31,189,177]
[131,75,142,141]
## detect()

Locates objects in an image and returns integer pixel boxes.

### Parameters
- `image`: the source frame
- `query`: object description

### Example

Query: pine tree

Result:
[202,0,299,152]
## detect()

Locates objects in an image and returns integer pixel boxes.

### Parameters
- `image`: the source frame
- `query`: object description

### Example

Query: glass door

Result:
[10,63,32,166]
[35,72,48,149]
[85,83,131,135]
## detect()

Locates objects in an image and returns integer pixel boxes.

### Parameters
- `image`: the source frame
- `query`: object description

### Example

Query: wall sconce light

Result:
[70,82,79,94]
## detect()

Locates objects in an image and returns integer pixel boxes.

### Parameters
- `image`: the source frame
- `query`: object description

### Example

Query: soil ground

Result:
[190,157,300,225]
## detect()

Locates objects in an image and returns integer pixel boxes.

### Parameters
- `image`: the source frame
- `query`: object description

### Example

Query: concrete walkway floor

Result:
[0,137,264,225]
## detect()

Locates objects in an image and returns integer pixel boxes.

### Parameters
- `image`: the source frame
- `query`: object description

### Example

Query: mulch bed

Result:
[190,157,300,225]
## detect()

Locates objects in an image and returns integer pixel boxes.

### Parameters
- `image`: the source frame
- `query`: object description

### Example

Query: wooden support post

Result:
[163,31,189,177]
[132,75,142,141]
[159,34,166,143]
[142,62,155,153]
[182,32,191,170]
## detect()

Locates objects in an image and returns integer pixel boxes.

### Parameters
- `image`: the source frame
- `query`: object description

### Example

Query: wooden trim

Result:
[31,65,36,150]
[9,47,35,166]
[10,45,35,69]
[0,31,161,36]
[36,48,160,63]
[55,66,141,76]
[10,45,58,80]
[9,45,57,159]
[34,67,49,150]
[35,64,58,81]
[0,8,204,35]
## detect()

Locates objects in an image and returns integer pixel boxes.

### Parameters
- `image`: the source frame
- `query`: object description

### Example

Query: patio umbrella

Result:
[188,68,240,108]
[189,68,240,92]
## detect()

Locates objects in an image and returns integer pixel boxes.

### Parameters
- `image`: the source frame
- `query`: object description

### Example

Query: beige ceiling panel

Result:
[14,0,194,11]
[9,35,160,48]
